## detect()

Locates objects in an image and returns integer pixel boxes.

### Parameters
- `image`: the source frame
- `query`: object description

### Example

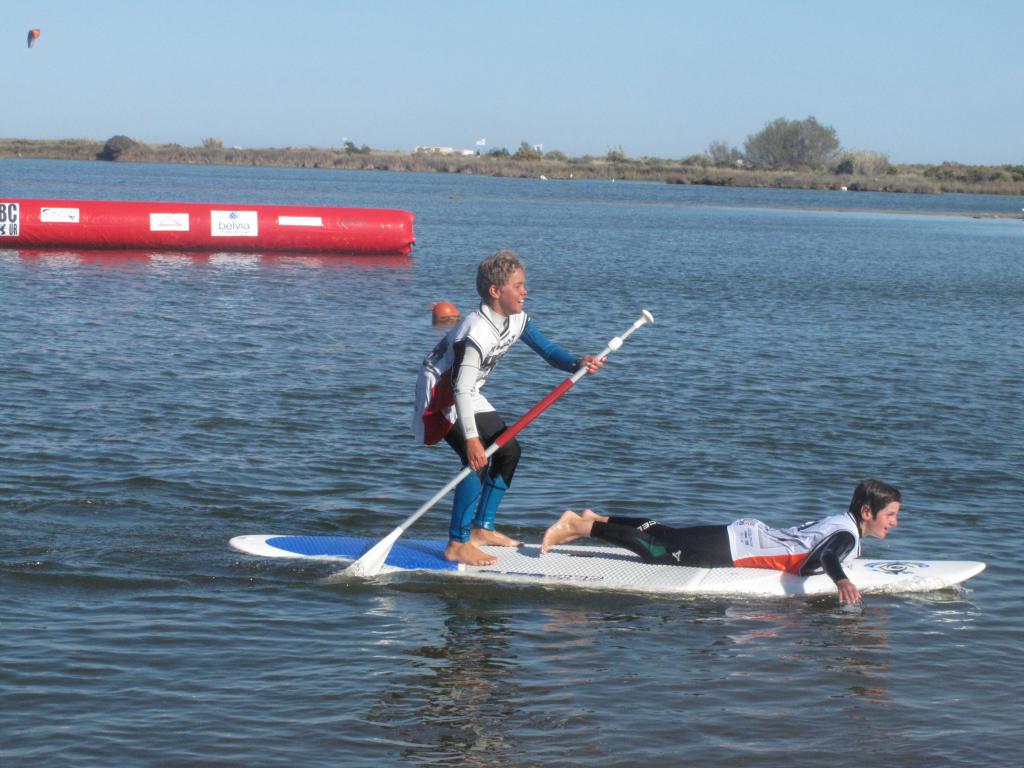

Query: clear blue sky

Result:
[3,0,1021,164]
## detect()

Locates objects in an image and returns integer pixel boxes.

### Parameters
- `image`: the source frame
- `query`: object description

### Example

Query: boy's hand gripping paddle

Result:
[346,310,655,578]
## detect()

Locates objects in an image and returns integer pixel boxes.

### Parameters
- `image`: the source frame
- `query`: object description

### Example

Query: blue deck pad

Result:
[265,536,460,572]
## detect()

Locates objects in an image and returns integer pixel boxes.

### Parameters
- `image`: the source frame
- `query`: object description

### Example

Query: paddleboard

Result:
[229,535,985,596]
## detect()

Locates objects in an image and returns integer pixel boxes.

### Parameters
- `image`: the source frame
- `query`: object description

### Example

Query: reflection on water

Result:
[2,248,414,270]
[725,602,893,694]
[357,587,993,766]
[367,593,518,768]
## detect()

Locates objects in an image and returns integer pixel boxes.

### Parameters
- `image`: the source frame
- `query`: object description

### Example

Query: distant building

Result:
[413,146,478,157]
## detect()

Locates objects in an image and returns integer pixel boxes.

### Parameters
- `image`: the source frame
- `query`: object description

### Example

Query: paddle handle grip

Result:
[490,308,655,451]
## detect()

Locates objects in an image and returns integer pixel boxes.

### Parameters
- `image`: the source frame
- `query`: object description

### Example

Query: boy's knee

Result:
[497,438,521,468]
[502,437,521,464]
[490,438,521,483]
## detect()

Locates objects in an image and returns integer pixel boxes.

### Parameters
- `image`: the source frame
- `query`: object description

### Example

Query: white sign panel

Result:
[150,213,190,232]
[0,202,18,236]
[40,207,80,223]
[211,210,258,237]
[277,216,323,227]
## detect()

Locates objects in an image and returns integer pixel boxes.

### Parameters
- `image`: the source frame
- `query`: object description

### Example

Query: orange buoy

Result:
[431,301,460,327]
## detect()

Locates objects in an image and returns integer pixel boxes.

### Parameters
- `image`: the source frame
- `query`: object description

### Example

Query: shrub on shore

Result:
[744,116,840,170]
[833,150,891,176]
[98,135,140,161]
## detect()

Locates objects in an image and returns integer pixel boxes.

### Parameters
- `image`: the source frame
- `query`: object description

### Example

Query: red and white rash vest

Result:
[726,514,861,574]
[413,304,529,445]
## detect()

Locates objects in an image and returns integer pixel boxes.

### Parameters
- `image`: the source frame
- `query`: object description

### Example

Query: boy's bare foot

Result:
[471,528,523,547]
[580,508,604,522]
[541,510,584,554]
[444,540,498,566]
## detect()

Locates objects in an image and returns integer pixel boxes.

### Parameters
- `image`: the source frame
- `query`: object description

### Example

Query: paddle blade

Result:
[346,526,403,577]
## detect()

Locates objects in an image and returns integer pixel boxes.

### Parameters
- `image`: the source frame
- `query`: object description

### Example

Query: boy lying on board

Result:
[540,479,901,604]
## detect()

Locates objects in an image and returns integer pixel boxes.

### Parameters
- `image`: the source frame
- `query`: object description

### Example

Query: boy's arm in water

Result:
[520,319,605,375]
[805,531,861,604]
[821,548,862,604]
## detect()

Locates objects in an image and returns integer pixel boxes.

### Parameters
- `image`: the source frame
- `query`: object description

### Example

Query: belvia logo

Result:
[211,210,258,237]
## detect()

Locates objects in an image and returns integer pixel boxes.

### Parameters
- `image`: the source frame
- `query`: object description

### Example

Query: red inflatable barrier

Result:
[0,198,415,255]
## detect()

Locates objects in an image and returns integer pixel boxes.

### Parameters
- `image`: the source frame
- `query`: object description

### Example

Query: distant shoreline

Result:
[3,138,1023,213]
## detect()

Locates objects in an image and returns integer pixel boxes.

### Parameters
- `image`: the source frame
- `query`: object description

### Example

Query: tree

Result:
[513,141,542,161]
[707,140,742,166]
[605,146,627,162]
[97,135,137,161]
[744,117,839,170]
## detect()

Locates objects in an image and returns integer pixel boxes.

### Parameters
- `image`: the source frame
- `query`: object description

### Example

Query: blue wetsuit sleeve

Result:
[799,531,856,584]
[520,319,578,373]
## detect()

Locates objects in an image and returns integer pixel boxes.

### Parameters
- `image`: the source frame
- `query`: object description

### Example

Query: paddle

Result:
[346,309,655,577]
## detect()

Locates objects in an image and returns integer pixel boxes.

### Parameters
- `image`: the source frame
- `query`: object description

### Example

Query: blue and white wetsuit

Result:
[413,303,579,542]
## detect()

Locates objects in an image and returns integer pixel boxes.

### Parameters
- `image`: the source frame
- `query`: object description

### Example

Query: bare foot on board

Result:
[580,508,605,522]
[471,528,523,547]
[444,540,498,566]
[541,510,585,554]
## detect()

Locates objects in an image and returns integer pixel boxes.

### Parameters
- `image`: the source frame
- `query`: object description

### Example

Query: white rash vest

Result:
[726,513,861,574]
[414,304,529,445]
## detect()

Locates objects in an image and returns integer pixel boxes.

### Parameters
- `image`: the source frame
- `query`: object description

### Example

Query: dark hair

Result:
[848,479,902,521]
[476,250,524,300]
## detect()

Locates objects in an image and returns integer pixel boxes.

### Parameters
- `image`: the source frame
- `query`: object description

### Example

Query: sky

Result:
[2,0,1022,164]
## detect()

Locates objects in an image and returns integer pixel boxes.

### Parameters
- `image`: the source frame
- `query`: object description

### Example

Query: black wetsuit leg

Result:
[443,411,521,485]
[591,518,732,567]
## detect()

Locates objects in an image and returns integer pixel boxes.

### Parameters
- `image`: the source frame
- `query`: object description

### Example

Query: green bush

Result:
[707,140,742,166]
[98,135,138,161]
[833,150,890,176]
[605,146,627,162]
[744,116,839,170]
[513,142,542,161]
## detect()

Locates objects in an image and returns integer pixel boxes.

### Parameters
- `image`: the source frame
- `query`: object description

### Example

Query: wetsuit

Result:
[591,513,861,583]
[413,303,578,542]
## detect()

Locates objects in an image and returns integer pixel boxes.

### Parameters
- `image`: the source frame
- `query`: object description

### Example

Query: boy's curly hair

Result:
[476,250,524,300]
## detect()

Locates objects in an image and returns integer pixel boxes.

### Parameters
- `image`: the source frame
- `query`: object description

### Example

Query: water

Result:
[2,159,1022,766]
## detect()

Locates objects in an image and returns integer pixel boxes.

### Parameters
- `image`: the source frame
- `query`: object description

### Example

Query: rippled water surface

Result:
[2,160,1022,766]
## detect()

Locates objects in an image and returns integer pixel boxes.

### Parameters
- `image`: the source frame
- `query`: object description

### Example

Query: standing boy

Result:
[414,250,605,566]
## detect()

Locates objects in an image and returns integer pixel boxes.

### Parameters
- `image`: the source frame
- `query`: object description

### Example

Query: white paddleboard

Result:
[229,534,985,596]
